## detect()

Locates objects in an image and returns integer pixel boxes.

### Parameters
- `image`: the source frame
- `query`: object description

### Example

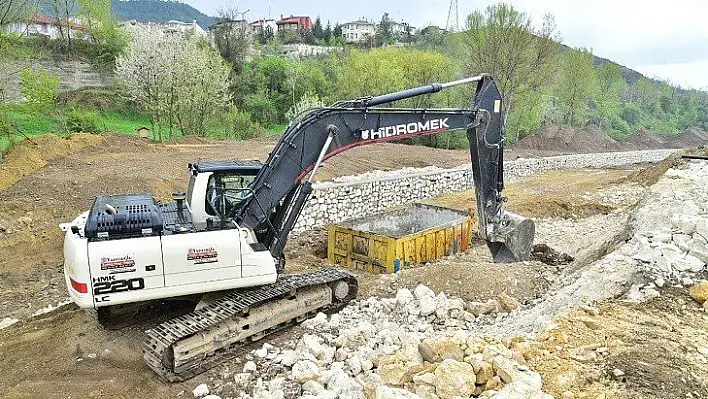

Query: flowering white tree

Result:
[116,31,231,139]
[285,91,325,124]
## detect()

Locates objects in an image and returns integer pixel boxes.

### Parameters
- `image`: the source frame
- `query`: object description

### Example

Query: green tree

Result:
[78,0,128,69]
[593,63,626,129]
[213,5,250,74]
[312,15,323,39]
[553,47,596,126]
[630,78,659,112]
[464,3,559,139]
[333,23,342,40]
[323,21,332,44]
[375,13,393,46]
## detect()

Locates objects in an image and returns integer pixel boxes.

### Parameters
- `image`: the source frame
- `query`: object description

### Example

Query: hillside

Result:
[111,0,216,28]
[559,44,645,85]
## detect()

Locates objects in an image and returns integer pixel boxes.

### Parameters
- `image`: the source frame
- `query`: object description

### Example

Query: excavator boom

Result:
[235,74,535,263]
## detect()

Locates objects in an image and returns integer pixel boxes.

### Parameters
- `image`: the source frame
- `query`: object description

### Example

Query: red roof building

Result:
[276,15,312,32]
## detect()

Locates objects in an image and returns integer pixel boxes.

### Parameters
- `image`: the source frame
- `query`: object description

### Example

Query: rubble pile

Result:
[195,285,552,399]
[617,162,708,299]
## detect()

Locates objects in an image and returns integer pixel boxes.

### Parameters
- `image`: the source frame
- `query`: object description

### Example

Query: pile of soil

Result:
[513,125,623,154]
[0,134,102,190]
[674,127,708,147]
[513,125,708,155]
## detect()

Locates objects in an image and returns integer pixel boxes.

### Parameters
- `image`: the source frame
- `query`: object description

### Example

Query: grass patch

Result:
[267,123,288,135]
[102,110,151,134]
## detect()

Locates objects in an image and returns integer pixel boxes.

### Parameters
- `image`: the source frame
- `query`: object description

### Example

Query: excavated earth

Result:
[0,135,706,399]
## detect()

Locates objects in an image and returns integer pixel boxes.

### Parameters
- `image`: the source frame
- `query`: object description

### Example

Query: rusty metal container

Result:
[328,204,472,274]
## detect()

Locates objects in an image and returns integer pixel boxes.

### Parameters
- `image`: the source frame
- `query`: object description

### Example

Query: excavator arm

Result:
[234,74,535,265]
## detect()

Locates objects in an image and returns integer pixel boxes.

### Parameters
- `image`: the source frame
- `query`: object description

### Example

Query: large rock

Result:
[497,294,522,313]
[434,359,477,399]
[434,293,450,320]
[688,240,708,265]
[673,254,705,273]
[418,337,464,363]
[475,361,495,385]
[303,380,326,395]
[299,334,325,358]
[490,381,553,399]
[414,285,436,317]
[467,299,499,316]
[193,384,209,397]
[377,345,424,386]
[326,370,364,397]
[375,385,422,399]
[292,360,321,383]
[492,356,543,391]
[672,215,697,235]
[362,373,383,399]
[689,281,708,303]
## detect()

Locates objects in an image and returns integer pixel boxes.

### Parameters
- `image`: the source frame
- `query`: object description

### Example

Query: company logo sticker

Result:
[361,118,450,140]
[100,255,136,271]
[187,247,219,264]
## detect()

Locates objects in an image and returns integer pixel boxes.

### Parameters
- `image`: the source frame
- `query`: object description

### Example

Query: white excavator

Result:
[59,74,535,381]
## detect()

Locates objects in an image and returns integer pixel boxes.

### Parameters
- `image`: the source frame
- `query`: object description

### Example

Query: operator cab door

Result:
[162,229,242,287]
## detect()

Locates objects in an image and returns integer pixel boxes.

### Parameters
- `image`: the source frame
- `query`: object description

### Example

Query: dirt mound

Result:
[513,125,708,155]
[624,128,674,150]
[0,134,102,190]
[513,125,623,154]
[674,127,708,147]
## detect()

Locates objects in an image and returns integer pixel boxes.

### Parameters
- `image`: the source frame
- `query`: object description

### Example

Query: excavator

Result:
[59,74,535,381]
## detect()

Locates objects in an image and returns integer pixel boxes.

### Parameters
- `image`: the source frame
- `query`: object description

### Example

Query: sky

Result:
[184,0,708,90]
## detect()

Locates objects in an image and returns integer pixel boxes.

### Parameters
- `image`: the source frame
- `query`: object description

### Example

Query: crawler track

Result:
[143,268,357,382]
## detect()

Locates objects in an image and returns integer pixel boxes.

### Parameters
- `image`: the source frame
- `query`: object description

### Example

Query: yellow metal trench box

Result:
[328,204,472,274]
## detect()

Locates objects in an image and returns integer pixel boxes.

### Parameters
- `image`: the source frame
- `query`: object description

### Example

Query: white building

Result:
[250,19,277,35]
[5,15,90,40]
[391,20,416,36]
[341,19,375,43]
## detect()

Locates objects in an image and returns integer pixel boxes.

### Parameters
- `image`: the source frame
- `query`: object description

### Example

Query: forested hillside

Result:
[111,0,215,27]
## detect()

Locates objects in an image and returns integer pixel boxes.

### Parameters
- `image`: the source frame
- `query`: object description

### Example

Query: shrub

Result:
[66,109,103,133]
[207,109,267,140]
[19,66,60,115]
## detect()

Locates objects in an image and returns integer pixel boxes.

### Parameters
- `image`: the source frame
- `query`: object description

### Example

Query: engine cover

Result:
[84,194,164,240]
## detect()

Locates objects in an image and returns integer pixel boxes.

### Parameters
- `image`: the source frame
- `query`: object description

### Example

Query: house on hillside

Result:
[163,19,207,37]
[119,19,207,39]
[276,15,312,32]
[5,15,90,40]
[391,20,416,36]
[250,19,277,35]
[341,19,376,43]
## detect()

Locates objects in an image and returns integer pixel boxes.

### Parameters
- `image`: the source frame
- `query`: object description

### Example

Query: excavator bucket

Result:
[486,211,535,263]
[467,75,536,262]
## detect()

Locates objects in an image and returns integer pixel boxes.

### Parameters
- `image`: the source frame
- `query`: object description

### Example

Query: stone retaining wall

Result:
[292,149,677,232]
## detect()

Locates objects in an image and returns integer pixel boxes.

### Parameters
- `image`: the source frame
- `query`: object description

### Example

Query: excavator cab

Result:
[186,160,262,226]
